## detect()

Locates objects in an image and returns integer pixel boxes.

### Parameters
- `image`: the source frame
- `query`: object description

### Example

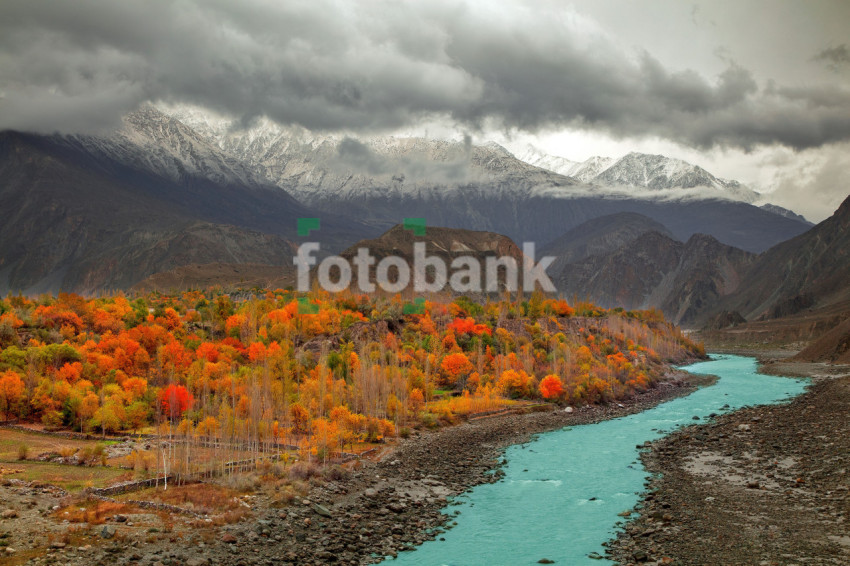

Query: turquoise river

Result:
[389,354,808,565]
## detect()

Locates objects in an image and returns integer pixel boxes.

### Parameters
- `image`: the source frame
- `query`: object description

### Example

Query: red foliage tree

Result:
[447,317,492,336]
[539,374,565,400]
[440,352,473,387]
[158,384,193,420]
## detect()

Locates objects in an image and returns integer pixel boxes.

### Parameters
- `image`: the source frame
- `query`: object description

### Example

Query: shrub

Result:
[76,447,91,466]
[59,447,78,459]
[16,444,28,460]
[272,486,297,507]
[94,443,107,466]
[264,463,287,479]
[323,465,349,481]
[288,461,321,481]
[419,412,438,429]
[223,472,261,492]
[76,444,106,466]
[0,323,18,348]
[59,501,131,525]
[41,410,64,429]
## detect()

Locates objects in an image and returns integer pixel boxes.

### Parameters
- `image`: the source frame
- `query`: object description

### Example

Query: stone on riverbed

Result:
[311,503,332,517]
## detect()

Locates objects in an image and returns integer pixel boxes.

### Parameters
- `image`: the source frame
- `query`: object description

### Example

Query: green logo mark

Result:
[297,297,319,314]
[403,218,426,236]
[297,218,320,237]
[403,297,426,314]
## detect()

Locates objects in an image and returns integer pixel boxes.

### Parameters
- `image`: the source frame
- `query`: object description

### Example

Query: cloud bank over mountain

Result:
[2,0,849,152]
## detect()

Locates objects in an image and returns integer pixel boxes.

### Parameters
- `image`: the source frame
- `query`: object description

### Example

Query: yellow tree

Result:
[290,403,310,434]
[408,388,425,417]
[78,391,100,432]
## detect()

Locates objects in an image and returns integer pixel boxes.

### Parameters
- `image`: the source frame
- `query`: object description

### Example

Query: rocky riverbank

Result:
[607,360,850,566]
[204,371,711,566]
[6,368,712,566]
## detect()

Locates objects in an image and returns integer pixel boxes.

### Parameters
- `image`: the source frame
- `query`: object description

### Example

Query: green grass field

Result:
[0,428,131,490]
[0,428,111,461]
[0,460,129,491]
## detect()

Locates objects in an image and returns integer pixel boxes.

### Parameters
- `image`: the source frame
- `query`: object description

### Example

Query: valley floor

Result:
[608,353,850,566]
[1,369,706,566]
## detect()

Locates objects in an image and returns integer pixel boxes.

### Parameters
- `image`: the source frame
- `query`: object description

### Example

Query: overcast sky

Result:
[2,0,848,220]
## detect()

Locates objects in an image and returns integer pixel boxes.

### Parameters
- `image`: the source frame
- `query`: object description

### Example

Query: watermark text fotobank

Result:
[293,241,557,294]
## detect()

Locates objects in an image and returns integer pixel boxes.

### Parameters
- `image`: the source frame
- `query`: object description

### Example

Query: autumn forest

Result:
[0,289,704,481]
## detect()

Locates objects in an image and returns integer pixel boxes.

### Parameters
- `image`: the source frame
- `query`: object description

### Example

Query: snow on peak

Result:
[104,105,760,208]
[67,106,271,189]
[150,108,578,202]
[511,147,758,203]
[513,144,580,177]
[566,155,615,182]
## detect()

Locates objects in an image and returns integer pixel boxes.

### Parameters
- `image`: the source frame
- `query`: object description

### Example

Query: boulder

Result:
[311,503,332,518]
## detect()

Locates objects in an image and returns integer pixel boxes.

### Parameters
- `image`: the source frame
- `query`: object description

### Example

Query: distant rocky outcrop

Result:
[556,231,756,326]
[132,262,296,293]
[792,318,850,364]
[759,203,812,225]
[718,194,850,321]
[703,311,747,331]
[541,212,673,276]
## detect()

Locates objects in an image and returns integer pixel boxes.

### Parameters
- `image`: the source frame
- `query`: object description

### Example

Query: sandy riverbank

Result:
[607,355,850,566]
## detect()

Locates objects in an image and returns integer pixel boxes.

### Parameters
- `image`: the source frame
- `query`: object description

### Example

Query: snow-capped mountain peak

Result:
[593,152,758,202]
[509,146,758,203]
[68,106,274,189]
[566,155,615,182]
[597,152,722,190]
[513,144,580,177]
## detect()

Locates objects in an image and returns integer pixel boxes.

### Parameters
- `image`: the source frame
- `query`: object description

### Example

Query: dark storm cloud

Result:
[1,0,849,150]
[814,44,850,71]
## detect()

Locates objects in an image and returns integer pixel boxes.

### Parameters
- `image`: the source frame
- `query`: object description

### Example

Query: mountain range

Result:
[554,195,850,331]
[515,145,759,201]
[553,226,756,326]
[0,105,827,321]
[717,195,850,321]
[0,110,370,294]
[172,107,809,254]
